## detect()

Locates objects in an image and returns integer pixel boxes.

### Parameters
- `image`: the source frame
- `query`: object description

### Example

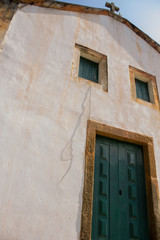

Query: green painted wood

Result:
[135,78,150,102]
[91,136,150,240]
[78,56,98,83]
[92,142,110,240]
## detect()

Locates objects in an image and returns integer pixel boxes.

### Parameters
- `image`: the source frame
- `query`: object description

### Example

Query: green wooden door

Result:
[91,136,149,240]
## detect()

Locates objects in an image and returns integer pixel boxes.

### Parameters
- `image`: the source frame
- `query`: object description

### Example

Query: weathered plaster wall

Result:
[0,5,160,240]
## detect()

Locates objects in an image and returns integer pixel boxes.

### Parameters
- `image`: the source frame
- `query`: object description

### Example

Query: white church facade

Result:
[0,1,160,239]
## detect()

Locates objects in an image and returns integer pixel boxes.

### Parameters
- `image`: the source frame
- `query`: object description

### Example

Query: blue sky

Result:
[57,0,160,44]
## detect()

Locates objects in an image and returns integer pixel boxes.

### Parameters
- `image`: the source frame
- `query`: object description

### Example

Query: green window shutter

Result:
[79,56,99,83]
[135,78,150,102]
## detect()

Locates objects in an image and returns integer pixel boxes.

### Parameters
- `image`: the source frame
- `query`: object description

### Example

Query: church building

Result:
[0,1,160,239]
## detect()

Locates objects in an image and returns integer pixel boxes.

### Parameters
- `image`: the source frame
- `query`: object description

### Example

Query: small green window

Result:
[79,56,99,83]
[135,78,150,102]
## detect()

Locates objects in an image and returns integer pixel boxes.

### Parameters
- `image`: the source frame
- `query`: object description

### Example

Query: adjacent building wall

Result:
[0,5,160,240]
[0,1,17,46]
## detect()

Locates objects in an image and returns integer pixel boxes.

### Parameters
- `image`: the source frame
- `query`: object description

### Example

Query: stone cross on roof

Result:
[105,2,120,13]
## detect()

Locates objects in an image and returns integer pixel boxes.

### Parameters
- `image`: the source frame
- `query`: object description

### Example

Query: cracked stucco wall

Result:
[0,5,160,240]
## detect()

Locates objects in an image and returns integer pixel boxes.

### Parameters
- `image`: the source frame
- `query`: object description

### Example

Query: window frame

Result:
[129,66,160,110]
[71,44,108,92]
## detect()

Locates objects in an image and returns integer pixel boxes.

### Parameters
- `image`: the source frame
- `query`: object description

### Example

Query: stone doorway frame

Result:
[80,120,159,240]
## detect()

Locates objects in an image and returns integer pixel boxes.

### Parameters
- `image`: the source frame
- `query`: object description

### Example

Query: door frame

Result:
[80,120,160,240]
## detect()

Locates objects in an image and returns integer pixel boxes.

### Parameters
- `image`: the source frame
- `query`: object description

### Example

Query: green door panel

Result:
[91,136,149,240]
[92,142,110,240]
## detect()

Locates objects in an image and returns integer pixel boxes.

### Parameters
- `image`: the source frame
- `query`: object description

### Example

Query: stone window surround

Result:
[80,120,160,240]
[71,44,108,92]
[129,66,160,110]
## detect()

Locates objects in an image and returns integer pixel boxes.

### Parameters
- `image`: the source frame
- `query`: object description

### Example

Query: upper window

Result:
[129,66,160,110]
[71,44,108,92]
[135,78,150,102]
[79,56,99,83]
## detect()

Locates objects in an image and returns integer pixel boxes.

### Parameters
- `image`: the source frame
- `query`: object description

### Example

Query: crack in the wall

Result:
[59,86,91,183]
